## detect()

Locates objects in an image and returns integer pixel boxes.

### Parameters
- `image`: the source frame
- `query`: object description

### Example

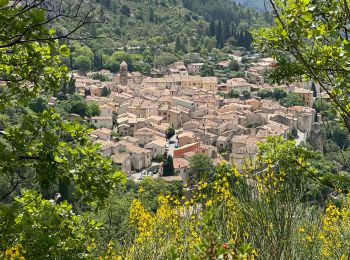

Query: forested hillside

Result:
[54,0,270,73]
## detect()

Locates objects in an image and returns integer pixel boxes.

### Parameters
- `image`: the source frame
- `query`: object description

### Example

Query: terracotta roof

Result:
[173,158,190,169]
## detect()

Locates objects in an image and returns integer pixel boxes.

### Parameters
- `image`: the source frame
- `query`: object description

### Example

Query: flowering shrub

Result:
[122,163,256,259]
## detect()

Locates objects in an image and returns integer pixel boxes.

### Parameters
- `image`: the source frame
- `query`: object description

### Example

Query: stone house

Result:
[180,76,202,89]
[94,140,115,157]
[133,127,164,146]
[226,78,252,94]
[183,121,200,130]
[145,139,167,159]
[173,157,190,182]
[187,63,204,74]
[117,124,131,136]
[171,97,197,111]
[199,144,217,158]
[90,116,113,129]
[112,152,132,174]
[245,99,261,111]
[168,107,191,128]
[292,87,314,107]
[216,136,230,151]
[178,132,197,147]
[288,106,315,134]
[202,77,218,92]
[100,105,113,117]
[90,128,112,141]
[114,141,152,171]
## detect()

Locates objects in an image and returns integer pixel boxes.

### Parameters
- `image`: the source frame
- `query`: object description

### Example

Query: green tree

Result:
[324,123,350,151]
[273,88,287,101]
[290,128,298,139]
[242,90,251,100]
[188,153,214,182]
[313,99,336,121]
[149,7,155,22]
[166,127,175,139]
[0,190,100,258]
[200,63,215,76]
[209,18,215,37]
[229,60,240,71]
[254,0,350,133]
[75,55,91,74]
[257,89,274,99]
[154,52,178,68]
[163,155,175,176]
[86,103,101,118]
[0,2,125,255]
[229,89,240,98]
[29,97,48,113]
[311,82,317,97]
[121,4,131,17]
[101,86,110,97]
[175,35,186,53]
[280,93,304,107]
[216,20,224,49]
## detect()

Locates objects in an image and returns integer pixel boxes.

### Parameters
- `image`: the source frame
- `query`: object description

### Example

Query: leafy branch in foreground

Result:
[254,0,350,132]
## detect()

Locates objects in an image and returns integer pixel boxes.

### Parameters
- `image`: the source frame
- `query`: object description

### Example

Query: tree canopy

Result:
[254,0,350,133]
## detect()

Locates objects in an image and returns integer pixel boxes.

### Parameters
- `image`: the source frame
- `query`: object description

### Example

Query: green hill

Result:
[54,0,269,73]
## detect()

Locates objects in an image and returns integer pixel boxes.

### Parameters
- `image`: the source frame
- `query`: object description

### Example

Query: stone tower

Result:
[119,61,128,86]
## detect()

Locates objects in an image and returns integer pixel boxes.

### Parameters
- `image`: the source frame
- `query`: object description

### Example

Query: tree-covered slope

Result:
[55,0,207,50]
[52,0,270,73]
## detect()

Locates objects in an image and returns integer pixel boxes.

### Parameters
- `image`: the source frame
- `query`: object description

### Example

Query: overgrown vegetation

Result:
[2,0,350,258]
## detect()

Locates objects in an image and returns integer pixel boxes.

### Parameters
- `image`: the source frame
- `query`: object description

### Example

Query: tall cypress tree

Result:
[216,20,224,49]
[223,21,231,41]
[175,35,184,53]
[163,155,174,176]
[231,22,236,39]
[311,82,317,97]
[209,18,215,37]
[67,75,76,95]
[149,7,155,22]
[244,30,253,50]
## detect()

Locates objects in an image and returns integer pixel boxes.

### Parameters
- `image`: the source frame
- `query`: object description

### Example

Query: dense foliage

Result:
[2,0,350,258]
[53,0,271,74]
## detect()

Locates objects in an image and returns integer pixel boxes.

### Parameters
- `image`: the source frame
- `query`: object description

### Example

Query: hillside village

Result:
[60,55,324,183]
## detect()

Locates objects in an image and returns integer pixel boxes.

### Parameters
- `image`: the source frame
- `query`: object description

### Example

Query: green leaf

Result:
[301,13,312,22]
